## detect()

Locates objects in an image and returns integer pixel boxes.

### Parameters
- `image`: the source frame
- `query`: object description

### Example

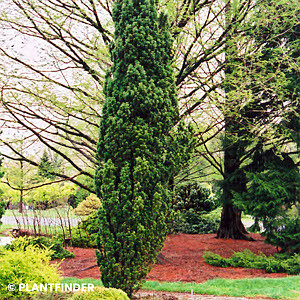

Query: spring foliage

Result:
[0,239,61,298]
[95,0,192,295]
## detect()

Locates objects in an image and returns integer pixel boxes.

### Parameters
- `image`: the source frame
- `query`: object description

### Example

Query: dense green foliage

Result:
[264,217,300,254]
[72,287,129,300]
[68,177,95,208]
[203,250,300,275]
[0,240,61,298]
[173,208,220,234]
[69,214,98,248]
[95,0,191,295]
[38,151,55,179]
[235,148,300,251]
[215,0,299,240]
[32,292,72,300]
[172,184,220,233]
[73,194,101,216]
[31,287,129,300]
[174,183,218,213]
[6,236,74,260]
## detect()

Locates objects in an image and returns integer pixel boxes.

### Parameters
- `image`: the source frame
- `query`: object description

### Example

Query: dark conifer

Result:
[94,0,189,295]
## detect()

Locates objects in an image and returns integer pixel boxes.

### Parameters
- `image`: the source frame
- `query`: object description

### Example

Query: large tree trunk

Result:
[216,1,253,241]
[217,204,253,240]
[216,114,253,240]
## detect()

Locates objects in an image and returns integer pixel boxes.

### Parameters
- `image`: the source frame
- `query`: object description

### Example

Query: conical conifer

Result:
[95,0,184,295]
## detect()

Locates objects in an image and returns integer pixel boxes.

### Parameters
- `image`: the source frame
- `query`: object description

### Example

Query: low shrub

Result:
[73,194,101,217]
[172,183,220,234]
[32,291,72,299]
[0,239,61,299]
[173,207,221,234]
[264,216,300,254]
[6,236,74,260]
[174,183,218,213]
[71,286,129,300]
[203,250,300,275]
[67,214,98,248]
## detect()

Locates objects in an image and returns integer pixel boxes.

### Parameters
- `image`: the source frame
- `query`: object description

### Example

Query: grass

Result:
[62,276,300,299]
[4,206,78,220]
[0,224,66,236]
[0,224,14,232]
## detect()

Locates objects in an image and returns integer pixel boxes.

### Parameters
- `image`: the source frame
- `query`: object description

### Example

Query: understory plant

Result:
[72,286,129,300]
[203,250,300,274]
[0,239,61,298]
[173,184,220,233]
[264,216,299,254]
[6,236,74,260]
[68,214,98,248]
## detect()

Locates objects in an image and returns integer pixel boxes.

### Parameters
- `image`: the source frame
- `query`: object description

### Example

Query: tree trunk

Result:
[216,1,252,240]
[216,112,253,240]
[217,203,253,240]
[19,160,24,213]
[18,189,23,213]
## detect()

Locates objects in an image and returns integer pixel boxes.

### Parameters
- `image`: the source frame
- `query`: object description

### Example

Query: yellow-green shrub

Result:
[71,286,129,300]
[74,194,101,216]
[0,238,61,299]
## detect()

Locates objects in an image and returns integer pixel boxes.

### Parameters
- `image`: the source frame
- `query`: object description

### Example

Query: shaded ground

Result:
[55,233,288,282]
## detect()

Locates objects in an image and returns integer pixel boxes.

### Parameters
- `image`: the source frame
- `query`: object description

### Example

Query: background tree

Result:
[0,0,298,241]
[233,0,300,246]
[212,0,299,239]
[0,158,5,225]
[0,0,249,192]
[38,150,55,180]
[95,0,190,295]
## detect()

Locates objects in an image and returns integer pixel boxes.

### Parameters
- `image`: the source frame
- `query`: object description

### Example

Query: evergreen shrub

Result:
[264,216,300,254]
[203,250,300,274]
[71,287,129,300]
[6,236,74,260]
[173,184,220,233]
[0,240,61,298]
[69,214,98,248]
[94,0,193,295]
[173,208,220,234]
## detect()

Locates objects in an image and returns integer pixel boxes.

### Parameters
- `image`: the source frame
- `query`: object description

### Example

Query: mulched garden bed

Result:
[54,233,288,282]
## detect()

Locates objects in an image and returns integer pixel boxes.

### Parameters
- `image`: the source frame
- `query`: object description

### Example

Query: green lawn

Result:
[4,206,78,220]
[62,276,300,299]
[0,224,65,236]
[0,224,14,233]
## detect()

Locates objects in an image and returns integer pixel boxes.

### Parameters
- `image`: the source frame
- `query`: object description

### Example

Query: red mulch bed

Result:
[54,233,288,283]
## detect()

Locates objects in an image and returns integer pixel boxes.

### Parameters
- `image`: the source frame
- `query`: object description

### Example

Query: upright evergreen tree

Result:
[216,0,299,240]
[216,1,250,239]
[95,0,189,295]
[38,151,55,180]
